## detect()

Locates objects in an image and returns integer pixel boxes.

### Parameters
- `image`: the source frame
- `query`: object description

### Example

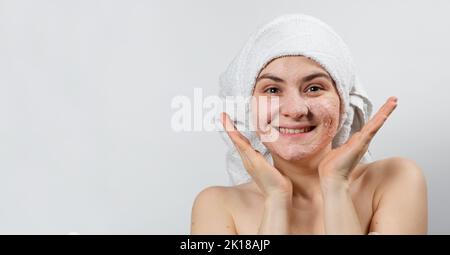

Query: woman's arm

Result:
[321,180,364,234]
[369,158,428,234]
[258,194,292,234]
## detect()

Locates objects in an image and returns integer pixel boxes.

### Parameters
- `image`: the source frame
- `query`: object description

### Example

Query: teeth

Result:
[278,127,312,134]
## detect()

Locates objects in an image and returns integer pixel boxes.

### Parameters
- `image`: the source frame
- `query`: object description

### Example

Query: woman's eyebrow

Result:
[256,72,332,84]
[256,73,285,83]
[302,72,332,83]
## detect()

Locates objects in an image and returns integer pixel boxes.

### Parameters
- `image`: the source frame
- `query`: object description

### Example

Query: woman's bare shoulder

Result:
[191,182,261,234]
[194,182,261,206]
[190,185,243,234]
[361,157,427,233]
[194,182,264,218]
[362,157,425,181]
[359,157,426,199]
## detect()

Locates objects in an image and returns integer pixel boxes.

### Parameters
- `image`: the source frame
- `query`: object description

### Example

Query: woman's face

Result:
[251,56,341,161]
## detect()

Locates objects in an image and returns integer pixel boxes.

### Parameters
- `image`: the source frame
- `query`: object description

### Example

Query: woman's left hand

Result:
[318,97,398,185]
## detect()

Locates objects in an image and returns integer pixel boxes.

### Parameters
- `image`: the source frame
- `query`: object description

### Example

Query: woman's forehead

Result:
[258,56,331,79]
[258,56,328,78]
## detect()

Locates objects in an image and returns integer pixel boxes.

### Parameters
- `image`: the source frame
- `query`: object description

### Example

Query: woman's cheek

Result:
[309,97,340,140]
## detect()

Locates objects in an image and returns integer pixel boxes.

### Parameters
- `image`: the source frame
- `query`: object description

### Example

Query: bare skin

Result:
[191,56,428,235]
[191,159,427,234]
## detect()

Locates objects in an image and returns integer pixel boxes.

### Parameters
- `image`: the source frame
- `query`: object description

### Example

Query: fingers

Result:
[220,112,253,153]
[221,112,269,174]
[360,96,398,145]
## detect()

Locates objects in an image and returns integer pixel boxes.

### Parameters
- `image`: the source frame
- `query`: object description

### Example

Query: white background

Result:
[0,0,449,234]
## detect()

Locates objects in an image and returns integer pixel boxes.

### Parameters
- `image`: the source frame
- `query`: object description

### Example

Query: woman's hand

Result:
[221,112,293,234]
[318,97,398,185]
[221,112,293,199]
[318,97,398,234]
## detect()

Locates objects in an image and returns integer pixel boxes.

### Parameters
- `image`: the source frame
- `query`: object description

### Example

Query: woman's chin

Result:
[268,143,322,161]
[272,149,312,161]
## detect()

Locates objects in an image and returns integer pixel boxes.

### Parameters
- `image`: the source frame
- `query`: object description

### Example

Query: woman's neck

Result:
[271,144,332,205]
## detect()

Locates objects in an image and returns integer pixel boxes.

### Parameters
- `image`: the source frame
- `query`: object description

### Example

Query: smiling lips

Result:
[272,125,316,136]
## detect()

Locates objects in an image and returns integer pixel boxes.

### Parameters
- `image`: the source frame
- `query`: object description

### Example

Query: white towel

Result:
[216,14,373,185]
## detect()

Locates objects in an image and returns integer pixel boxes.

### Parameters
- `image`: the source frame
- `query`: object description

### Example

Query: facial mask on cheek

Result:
[308,98,340,140]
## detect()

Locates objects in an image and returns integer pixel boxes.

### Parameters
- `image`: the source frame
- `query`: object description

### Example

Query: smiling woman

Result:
[252,56,341,162]
[190,14,427,235]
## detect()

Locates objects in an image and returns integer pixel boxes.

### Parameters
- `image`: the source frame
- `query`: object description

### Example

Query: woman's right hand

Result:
[221,112,293,200]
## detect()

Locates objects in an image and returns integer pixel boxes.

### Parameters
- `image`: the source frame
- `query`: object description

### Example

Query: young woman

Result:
[191,15,427,235]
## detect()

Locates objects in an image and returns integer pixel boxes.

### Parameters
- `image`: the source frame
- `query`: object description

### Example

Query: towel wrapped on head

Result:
[216,14,373,185]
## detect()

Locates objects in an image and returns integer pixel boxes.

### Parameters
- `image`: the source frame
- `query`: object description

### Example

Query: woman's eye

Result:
[264,87,280,94]
[306,85,322,93]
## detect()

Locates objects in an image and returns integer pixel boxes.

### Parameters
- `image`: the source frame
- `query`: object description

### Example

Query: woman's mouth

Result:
[274,126,317,137]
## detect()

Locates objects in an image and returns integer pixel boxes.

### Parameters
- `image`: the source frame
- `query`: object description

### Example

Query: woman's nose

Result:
[280,93,308,119]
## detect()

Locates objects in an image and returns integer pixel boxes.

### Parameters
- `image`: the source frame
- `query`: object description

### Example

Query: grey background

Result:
[0,0,449,234]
